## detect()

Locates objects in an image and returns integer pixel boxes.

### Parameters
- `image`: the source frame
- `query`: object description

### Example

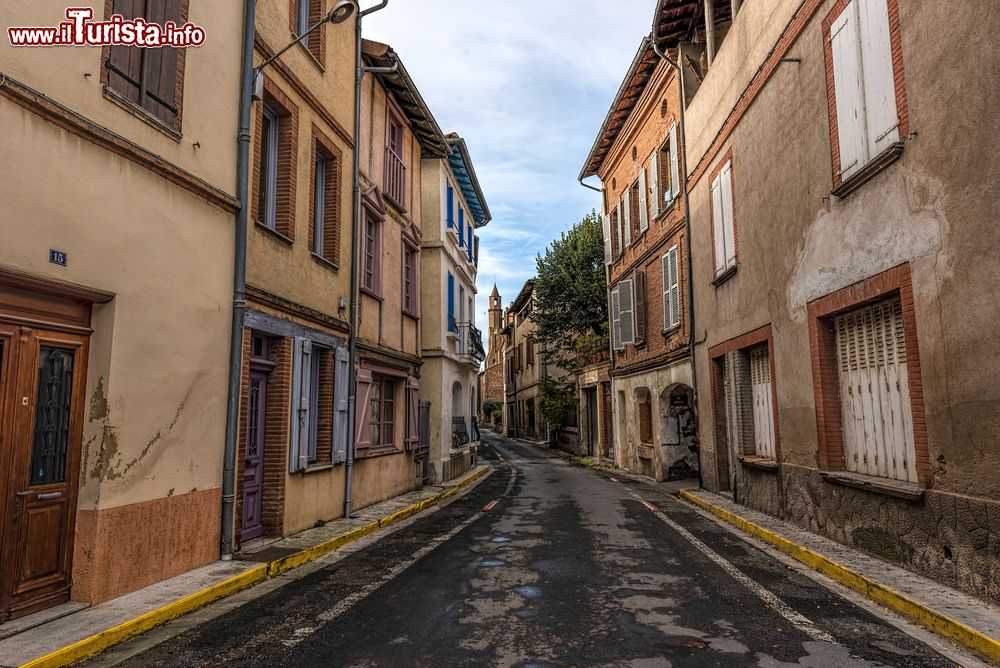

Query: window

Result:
[459,286,466,323]
[621,190,632,247]
[295,0,311,41]
[710,158,736,277]
[104,0,185,130]
[662,245,680,329]
[826,0,903,186]
[384,100,407,208]
[467,223,474,262]
[369,376,397,448]
[362,207,382,295]
[458,208,466,247]
[716,340,776,461]
[447,272,456,332]
[290,341,345,471]
[473,236,480,267]
[653,124,681,215]
[446,183,455,230]
[638,389,653,444]
[636,173,648,234]
[610,279,636,350]
[602,212,613,266]
[313,153,326,255]
[310,133,341,265]
[257,106,279,230]
[403,244,418,316]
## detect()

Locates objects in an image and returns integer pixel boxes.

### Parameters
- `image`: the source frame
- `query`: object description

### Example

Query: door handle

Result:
[37,492,63,501]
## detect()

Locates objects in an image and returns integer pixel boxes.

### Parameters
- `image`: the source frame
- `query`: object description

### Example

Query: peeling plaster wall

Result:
[686,0,1000,600]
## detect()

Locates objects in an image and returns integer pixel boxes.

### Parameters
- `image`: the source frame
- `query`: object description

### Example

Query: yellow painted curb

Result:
[19,565,269,668]
[20,465,492,668]
[678,489,1000,665]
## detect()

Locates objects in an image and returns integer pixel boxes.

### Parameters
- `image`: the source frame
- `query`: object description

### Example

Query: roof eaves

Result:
[446,135,492,228]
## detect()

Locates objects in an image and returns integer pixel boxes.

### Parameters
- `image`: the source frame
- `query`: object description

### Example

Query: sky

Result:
[364,0,657,332]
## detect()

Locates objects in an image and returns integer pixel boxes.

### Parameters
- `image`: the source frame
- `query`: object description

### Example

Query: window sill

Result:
[739,455,779,472]
[402,308,420,321]
[311,253,339,272]
[654,196,680,222]
[661,323,681,337]
[383,191,408,214]
[832,142,905,199]
[103,86,182,142]
[711,265,737,287]
[255,221,294,246]
[297,463,336,475]
[293,39,325,73]
[820,470,924,501]
[357,446,401,460]
[360,286,383,301]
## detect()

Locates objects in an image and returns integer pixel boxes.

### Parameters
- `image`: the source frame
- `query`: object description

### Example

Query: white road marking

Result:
[282,466,517,649]
[483,499,498,511]
[635,493,836,644]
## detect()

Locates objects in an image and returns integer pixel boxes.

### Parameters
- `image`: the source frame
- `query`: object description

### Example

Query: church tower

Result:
[488,283,502,338]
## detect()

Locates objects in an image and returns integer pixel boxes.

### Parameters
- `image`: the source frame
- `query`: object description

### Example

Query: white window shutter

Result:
[663,246,680,328]
[720,162,737,268]
[610,287,622,350]
[638,170,649,232]
[602,213,612,266]
[669,123,680,199]
[290,338,313,472]
[622,192,632,247]
[615,199,623,256]
[332,346,350,464]
[711,174,726,275]
[858,0,898,155]
[649,152,660,219]
[619,279,635,346]
[831,1,867,180]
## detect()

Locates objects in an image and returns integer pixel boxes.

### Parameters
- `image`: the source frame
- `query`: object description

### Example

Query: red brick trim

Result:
[708,324,781,462]
[252,77,299,240]
[254,34,354,149]
[687,0,825,190]
[99,0,189,138]
[308,125,343,267]
[0,74,237,213]
[806,263,929,485]
[822,0,910,188]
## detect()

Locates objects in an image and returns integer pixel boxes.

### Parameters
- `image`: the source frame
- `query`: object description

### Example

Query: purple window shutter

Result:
[405,377,420,451]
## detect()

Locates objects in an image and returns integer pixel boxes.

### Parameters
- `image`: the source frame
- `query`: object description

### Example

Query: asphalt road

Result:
[102,432,959,667]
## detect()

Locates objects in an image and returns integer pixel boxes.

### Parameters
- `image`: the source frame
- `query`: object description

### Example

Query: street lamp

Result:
[252,0,356,97]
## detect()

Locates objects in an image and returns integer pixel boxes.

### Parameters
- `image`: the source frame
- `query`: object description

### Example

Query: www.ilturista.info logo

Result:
[7,8,205,47]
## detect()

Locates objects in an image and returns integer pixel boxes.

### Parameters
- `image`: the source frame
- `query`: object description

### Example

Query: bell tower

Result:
[486,284,503,362]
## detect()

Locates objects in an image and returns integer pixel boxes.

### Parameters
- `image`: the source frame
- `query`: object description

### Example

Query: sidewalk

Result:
[0,465,491,668]
[679,488,1000,665]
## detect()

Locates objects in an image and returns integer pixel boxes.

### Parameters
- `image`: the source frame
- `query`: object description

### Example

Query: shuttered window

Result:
[458,208,466,247]
[649,152,660,219]
[446,183,455,230]
[711,159,736,276]
[257,106,279,230]
[447,272,456,332]
[662,245,680,329]
[610,287,622,350]
[618,279,635,346]
[622,191,632,247]
[638,169,649,233]
[105,0,183,128]
[719,343,777,461]
[829,0,900,181]
[835,297,916,482]
[633,271,646,346]
[750,346,776,460]
[290,341,338,471]
[602,213,613,266]
[668,124,680,202]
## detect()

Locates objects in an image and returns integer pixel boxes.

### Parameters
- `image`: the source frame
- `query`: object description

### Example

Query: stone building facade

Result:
[676,0,1000,602]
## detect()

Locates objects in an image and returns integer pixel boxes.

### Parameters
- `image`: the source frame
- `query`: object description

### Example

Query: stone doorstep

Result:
[0,468,488,668]
[682,489,1000,645]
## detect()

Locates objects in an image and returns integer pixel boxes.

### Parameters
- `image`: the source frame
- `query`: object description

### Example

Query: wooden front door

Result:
[0,324,88,621]
[241,369,267,542]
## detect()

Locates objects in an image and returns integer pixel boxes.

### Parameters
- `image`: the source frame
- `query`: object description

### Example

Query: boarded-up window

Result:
[105,0,184,128]
[835,297,916,482]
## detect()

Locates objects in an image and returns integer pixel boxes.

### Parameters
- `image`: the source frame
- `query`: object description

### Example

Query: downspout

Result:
[346,0,390,519]
[221,0,256,560]
[652,35,701,489]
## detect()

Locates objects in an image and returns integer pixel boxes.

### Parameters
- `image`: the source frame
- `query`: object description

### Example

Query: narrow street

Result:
[95,432,955,667]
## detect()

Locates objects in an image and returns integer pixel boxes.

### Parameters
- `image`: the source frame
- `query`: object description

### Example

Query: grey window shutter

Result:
[405,377,420,451]
[638,170,648,232]
[611,287,622,350]
[290,338,313,472]
[633,270,646,345]
[622,192,632,246]
[619,279,635,346]
[602,213,612,266]
[333,346,350,464]
[669,124,680,199]
[649,152,660,219]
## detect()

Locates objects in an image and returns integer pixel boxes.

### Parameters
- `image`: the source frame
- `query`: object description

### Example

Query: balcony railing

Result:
[456,321,486,365]
[384,145,406,209]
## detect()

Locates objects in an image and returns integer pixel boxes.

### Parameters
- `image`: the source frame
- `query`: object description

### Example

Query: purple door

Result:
[241,370,267,542]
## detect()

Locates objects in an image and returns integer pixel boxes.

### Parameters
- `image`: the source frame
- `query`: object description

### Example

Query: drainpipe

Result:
[221,0,256,561]
[346,0,391,519]
[652,35,702,489]
[703,0,716,67]
[731,0,741,17]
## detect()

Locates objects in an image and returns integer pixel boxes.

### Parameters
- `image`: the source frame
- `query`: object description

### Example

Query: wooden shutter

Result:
[139,0,181,125]
[663,246,680,329]
[602,213,612,266]
[858,0,899,156]
[831,1,867,180]
[332,347,350,464]
[106,1,143,104]
[290,338,314,472]
[638,169,649,232]
[711,173,727,274]
[354,368,374,457]
[669,124,680,199]
[649,152,660,219]
[750,346,776,459]
[720,161,736,268]
[619,279,635,346]
[622,192,632,247]
[835,297,916,482]
[610,287,622,350]
[405,377,420,451]
[633,270,646,345]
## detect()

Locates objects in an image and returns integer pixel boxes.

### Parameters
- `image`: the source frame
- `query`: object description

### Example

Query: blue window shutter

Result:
[458,209,465,246]
[448,272,455,331]
[447,185,454,229]
[467,224,474,261]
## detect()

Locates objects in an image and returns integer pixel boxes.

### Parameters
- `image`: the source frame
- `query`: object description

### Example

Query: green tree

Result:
[530,210,608,373]
[537,379,577,432]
